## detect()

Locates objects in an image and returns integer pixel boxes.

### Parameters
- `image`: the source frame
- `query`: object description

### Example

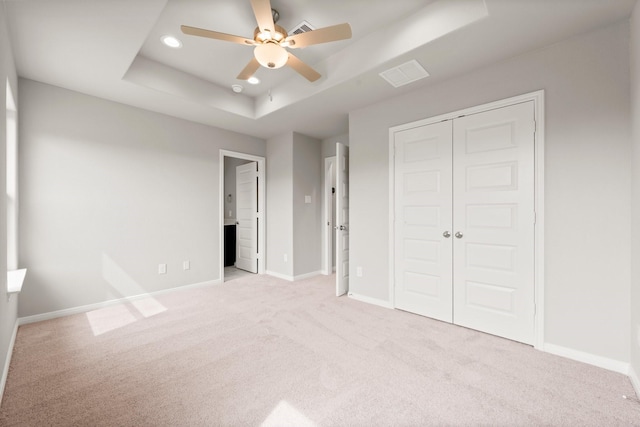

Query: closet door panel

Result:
[394,121,453,322]
[452,101,535,344]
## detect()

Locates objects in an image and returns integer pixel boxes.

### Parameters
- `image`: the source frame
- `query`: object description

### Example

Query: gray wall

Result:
[0,3,18,396]
[266,133,294,277]
[223,157,251,221]
[266,132,322,278]
[349,22,631,364]
[321,133,349,160]
[18,80,265,317]
[292,133,321,276]
[630,0,640,386]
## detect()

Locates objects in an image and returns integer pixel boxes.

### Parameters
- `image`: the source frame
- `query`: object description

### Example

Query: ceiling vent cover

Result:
[379,59,429,88]
[289,20,315,35]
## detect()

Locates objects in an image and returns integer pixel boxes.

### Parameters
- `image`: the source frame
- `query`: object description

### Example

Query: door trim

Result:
[387,90,545,349]
[219,150,266,281]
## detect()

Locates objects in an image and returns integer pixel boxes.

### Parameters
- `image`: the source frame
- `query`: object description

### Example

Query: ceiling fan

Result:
[181,0,352,82]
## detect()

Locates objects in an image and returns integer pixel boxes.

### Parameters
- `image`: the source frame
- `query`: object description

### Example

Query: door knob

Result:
[443,231,451,238]
[455,231,463,239]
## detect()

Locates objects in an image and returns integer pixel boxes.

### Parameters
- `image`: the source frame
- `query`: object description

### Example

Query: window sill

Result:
[7,268,26,294]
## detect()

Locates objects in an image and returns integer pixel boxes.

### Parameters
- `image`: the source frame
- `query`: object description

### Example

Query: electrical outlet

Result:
[158,263,167,274]
[305,195,311,204]
[356,266,363,277]
[183,261,190,270]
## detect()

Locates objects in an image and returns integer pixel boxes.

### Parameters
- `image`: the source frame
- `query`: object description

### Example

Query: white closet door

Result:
[236,161,258,273]
[452,101,535,344]
[394,121,453,322]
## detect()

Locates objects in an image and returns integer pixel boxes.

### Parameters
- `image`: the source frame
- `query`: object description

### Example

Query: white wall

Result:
[18,79,265,317]
[266,132,294,277]
[630,0,640,387]
[349,22,631,364]
[292,133,321,276]
[223,157,251,221]
[0,2,19,398]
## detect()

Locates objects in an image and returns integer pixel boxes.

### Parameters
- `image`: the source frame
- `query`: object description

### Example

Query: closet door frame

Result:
[388,90,545,350]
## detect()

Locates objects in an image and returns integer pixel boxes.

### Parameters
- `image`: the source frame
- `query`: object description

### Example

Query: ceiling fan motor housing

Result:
[253,24,288,43]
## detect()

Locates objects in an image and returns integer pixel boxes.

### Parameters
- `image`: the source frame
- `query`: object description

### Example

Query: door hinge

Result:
[533,211,537,225]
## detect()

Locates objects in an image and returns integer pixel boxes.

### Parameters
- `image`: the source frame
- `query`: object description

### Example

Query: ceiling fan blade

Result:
[285,23,352,49]
[287,53,321,82]
[250,0,275,33]
[181,25,255,45]
[237,57,261,80]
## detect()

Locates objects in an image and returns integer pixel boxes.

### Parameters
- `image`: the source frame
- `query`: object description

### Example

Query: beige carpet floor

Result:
[1,273,639,426]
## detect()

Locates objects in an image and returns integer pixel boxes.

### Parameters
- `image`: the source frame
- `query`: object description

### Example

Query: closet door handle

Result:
[443,231,451,238]
[455,231,463,239]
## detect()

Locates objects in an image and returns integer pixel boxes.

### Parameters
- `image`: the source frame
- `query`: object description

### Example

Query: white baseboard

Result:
[294,271,322,281]
[0,319,18,405]
[543,343,629,375]
[629,364,640,398]
[266,270,294,281]
[18,279,222,326]
[348,292,393,309]
[266,270,322,282]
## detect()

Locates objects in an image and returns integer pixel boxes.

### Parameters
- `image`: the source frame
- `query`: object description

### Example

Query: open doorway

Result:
[322,142,349,296]
[219,150,266,282]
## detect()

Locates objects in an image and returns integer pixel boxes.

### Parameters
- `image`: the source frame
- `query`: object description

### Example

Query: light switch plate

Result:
[305,195,311,204]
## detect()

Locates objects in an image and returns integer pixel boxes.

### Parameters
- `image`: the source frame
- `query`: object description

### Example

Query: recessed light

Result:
[161,35,182,48]
[232,84,243,93]
[247,77,260,85]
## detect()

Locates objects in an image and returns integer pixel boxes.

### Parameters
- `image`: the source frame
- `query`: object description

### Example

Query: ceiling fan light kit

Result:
[180,0,352,83]
[254,43,288,69]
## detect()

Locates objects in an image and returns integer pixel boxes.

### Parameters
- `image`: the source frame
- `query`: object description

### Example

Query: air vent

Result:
[289,20,315,35]
[379,60,429,88]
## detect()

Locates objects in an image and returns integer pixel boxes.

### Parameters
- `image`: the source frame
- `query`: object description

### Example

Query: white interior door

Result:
[323,157,336,275]
[336,143,349,296]
[236,161,258,273]
[452,101,535,344]
[394,121,453,322]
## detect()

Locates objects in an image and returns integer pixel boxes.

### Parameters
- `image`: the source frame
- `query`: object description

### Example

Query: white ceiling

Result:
[3,0,636,140]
